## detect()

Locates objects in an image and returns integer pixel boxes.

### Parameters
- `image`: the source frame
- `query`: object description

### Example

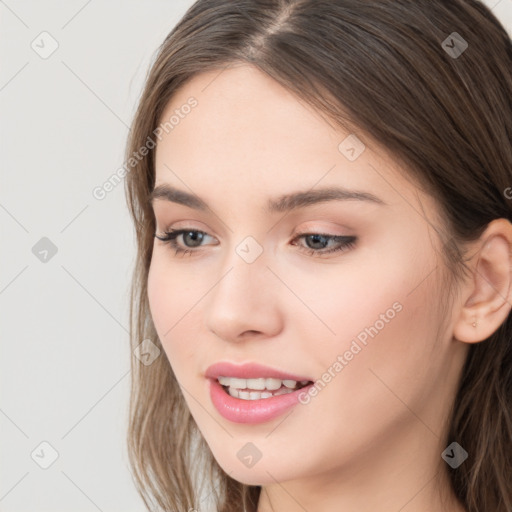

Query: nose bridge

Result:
[216,232,269,297]
[205,237,282,341]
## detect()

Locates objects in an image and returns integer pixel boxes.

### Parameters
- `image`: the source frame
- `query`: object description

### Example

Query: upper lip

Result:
[205,362,313,382]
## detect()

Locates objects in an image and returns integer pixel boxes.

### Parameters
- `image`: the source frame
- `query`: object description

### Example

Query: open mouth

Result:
[218,376,314,400]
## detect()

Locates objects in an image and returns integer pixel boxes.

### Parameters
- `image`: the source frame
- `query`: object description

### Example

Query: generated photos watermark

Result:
[298,301,403,405]
[92,96,198,200]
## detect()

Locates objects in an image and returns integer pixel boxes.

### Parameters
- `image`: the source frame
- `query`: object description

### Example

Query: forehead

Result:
[153,64,433,218]
[156,64,341,165]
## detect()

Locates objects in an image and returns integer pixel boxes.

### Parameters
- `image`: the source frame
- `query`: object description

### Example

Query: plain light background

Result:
[1,1,511,511]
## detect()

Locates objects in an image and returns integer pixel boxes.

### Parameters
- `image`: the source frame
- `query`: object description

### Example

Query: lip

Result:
[208,378,313,424]
[205,361,312,381]
[205,362,314,424]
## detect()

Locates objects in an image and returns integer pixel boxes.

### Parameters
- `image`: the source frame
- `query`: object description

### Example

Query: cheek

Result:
[314,259,442,421]
[273,243,433,359]
[147,248,202,325]
[287,241,442,408]
[147,253,199,367]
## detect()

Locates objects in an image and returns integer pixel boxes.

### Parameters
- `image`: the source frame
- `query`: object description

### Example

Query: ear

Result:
[453,218,512,343]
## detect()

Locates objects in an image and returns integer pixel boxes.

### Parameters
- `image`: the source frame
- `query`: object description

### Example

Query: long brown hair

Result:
[124,1,512,510]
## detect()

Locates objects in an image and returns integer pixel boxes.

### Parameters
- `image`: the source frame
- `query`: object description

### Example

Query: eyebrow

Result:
[148,183,387,213]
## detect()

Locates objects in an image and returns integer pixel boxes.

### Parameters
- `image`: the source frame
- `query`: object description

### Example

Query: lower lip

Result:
[208,378,312,424]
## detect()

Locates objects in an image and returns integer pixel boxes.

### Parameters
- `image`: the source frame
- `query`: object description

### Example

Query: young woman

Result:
[124,1,512,510]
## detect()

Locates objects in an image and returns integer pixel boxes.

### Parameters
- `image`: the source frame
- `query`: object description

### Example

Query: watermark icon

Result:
[504,187,512,200]
[237,442,262,468]
[442,442,468,468]
[133,338,161,366]
[31,441,59,469]
[92,97,198,200]
[236,236,263,263]
[31,31,59,59]
[441,32,468,59]
[298,301,403,404]
[338,134,366,161]
[32,237,58,263]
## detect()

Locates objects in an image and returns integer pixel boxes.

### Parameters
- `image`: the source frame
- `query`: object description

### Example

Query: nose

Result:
[204,250,283,343]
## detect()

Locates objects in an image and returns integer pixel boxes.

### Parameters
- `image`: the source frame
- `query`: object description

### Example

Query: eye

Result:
[154,228,216,256]
[291,233,357,256]
[154,228,357,258]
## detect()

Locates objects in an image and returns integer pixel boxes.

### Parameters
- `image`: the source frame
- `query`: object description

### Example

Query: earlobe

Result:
[453,218,512,344]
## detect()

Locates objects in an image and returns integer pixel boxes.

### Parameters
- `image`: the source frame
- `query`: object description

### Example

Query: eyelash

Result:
[154,228,357,258]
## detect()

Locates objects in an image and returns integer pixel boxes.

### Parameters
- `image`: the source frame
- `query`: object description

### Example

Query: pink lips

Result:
[205,362,314,424]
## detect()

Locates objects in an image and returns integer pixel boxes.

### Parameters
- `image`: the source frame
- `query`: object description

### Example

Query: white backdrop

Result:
[1,1,511,511]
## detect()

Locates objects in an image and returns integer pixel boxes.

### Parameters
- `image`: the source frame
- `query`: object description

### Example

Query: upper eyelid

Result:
[156,226,348,236]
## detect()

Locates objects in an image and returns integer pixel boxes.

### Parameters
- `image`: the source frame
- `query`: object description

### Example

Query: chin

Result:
[212,453,296,486]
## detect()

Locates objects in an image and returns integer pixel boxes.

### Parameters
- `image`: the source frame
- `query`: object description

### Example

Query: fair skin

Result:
[147,64,512,512]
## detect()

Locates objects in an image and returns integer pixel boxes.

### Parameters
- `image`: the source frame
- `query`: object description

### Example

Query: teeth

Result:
[247,378,266,390]
[218,375,311,400]
[227,387,294,400]
[218,376,301,390]
[265,378,282,390]
[219,376,246,388]
[228,387,239,398]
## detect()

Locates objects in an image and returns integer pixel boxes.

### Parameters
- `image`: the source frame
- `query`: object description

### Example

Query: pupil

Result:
[307,234,328,249]
[184,231,203,247]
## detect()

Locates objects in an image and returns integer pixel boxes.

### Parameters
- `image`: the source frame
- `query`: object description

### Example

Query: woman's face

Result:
[147,64,468,494]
